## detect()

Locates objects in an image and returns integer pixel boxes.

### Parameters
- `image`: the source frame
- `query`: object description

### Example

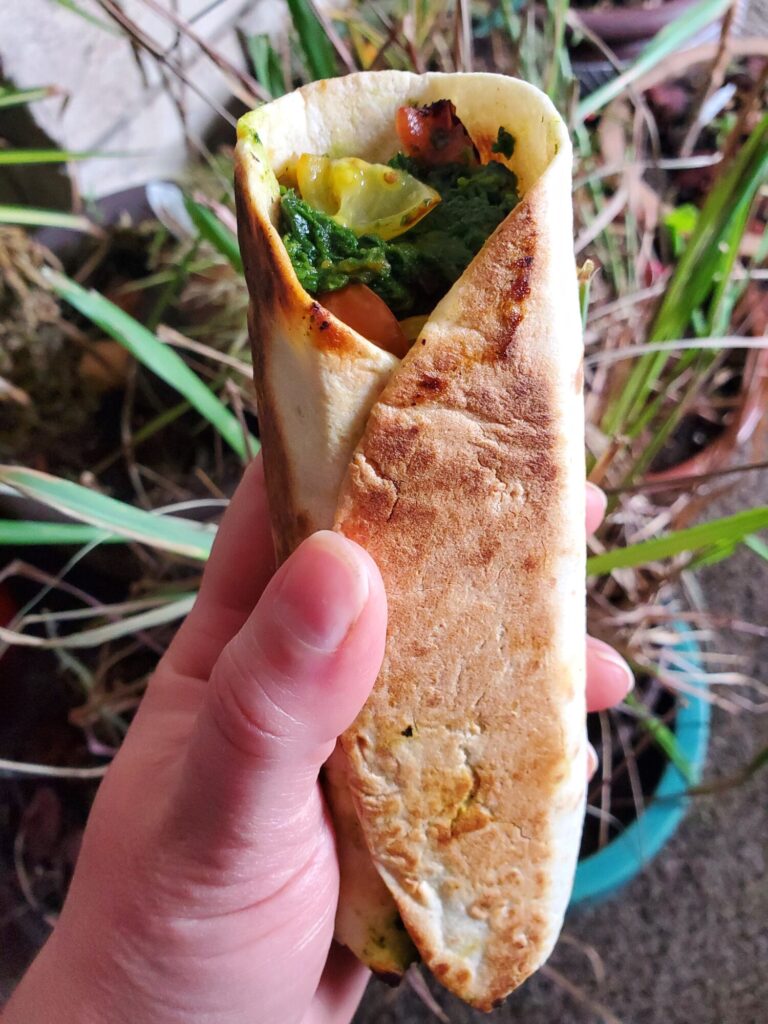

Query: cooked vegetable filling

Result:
[279,101,519,317]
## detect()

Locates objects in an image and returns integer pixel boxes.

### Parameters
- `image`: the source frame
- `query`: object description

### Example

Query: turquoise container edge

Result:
[569,624,711,905]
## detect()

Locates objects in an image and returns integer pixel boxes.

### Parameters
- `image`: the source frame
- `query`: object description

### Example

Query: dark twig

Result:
[94,0,237,126]
[137,0,268,103]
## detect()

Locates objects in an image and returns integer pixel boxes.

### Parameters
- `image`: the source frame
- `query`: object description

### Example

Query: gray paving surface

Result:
[354,470,768,1024]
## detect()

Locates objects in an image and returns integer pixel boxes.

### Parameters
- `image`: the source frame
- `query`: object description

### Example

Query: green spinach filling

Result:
[279,155,519,316]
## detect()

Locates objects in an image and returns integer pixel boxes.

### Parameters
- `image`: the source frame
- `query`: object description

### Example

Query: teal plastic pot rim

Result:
[570,624,711,905]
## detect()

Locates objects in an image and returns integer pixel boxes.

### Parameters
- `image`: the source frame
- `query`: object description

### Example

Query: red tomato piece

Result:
[319,284,411,358]
[395,100,477,165]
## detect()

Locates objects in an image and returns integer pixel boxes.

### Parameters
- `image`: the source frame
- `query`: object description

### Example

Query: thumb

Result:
[167,530,387,878]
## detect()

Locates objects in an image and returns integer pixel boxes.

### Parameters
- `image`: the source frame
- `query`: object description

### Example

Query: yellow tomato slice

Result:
[296,154,440,240]
[295,154,336,214]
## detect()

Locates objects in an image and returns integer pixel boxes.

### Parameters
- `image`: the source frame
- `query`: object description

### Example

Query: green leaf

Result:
[624,693,695,784]
[706,195,753,338]
[578,259,596,332]
[0,149,128,165]
[0,466,216,561]
[286,0,338,80]
[663,203,699,259]
[0,205,101,234]
[44,269,257,461]
[743,535,768,561]
[587,507,768,575]
[544,0,570,103]
[0,85,58,110]
[577,0,732,122]
[246,34,287,98]
[603,113,768,439]
[648,118,767,343]
[686,537,739,570]
[183,196,243,273]
[0,521,122,546]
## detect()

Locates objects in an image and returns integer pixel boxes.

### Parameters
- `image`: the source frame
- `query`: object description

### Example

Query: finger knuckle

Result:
[208,637,297,761]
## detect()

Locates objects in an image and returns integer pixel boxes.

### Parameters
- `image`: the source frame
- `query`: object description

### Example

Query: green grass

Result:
[0,205,101,234]
[286,0,338,80]
[184,196,243,273]
[0,521,122,546]
[624,692,695,784]
[588,508,768,576]
[576,0,732,122]
[600,112,768,460]
[0,85,59,109]
[45,270,257,462]
[245,34,287,98]
[0,148,130,165]
[0,466,216,560]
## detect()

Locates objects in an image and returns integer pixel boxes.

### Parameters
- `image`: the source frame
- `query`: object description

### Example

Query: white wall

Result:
[2,0,286,197]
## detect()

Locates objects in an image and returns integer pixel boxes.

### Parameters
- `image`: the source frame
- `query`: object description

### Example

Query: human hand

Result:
[4,461,631,1024]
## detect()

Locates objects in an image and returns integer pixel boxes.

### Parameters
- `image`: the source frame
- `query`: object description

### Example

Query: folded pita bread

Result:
[235,70,586,1010]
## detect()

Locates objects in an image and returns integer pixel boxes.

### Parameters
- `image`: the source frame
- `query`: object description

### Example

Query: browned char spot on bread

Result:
[308,300,364,356]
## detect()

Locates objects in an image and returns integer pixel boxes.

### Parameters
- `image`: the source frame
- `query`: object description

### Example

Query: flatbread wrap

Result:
[234,70,586,1010]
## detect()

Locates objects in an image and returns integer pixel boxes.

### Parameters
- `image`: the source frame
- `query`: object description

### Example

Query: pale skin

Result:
[3,462,632,1024]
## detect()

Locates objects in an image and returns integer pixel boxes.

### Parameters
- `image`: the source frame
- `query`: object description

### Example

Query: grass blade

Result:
[602,113,768,437]
[184,196,243,273]
[0,85,59,110]
[0,593,196,649]
[578,259,596,331]
[23,595,191,625]
[587,507,768,575]
[245,34,287,98]
[544,0,570,103]
[0,149,128,165]
[743,535,768,561]
[576,0,731,122]
[0,466,216,561]
[0,205,102,235]
[44,269,257,461]
[0,521,122,546]
[651,114,768,342]
[624,693,695,784]
[706,196,753,337]
[286,0,338,80]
